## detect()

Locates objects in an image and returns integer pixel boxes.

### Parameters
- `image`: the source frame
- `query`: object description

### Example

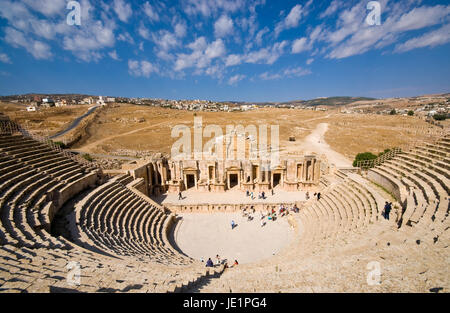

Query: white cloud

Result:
[205,39,226,59]
[188,37,207,51]
[143,1,159,22]
[174,38,226,71]
[285,4,303,28]
[0,53,12,64]
[259,66,311,80]
[225,54,242,66]
[323,3,450,59]
[259,72,281,80]
[292,37,310,53]
[306,58,314,65]
[62,20,115,62]
[108,50,120,60]
[23,0,66,17]
[174,21,187,38]
[183,0,246,17]
[214,15,234,37]
[246,40,288,64]
[395,23,450,52]
[283,66,311,77]
[275,4,304,36]
[255,27,269,46]
[138,23,151,40]
[392,5,450,32]
[152,30,179,52]
[128,59,157,77]
[118,32,135,44]
[113,0,132,23]
[4,27,53,60]
[320,0,341,19]
[228,74,246,85]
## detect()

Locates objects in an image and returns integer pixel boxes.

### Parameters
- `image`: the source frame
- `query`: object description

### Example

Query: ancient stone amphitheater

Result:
[0,114,448,293]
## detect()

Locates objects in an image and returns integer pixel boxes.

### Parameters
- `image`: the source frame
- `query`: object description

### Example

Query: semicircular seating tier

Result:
[0,130,209,293]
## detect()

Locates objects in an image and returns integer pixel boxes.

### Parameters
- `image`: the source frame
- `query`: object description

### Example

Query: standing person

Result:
[317,192,321,200]
[262,191,265,199]
[216,254,221,265]
[233,259,239,267]
[306,191,310,200]
[178,191,182,200]
[246,190,250,197]
[231,220,236,229]
[271,189,274,196]
[384,202,392,220]
[382,201,389,219]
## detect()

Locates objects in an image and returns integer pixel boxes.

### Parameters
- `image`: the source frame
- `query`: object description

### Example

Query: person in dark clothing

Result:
[178,191,182,200]
[262,191,265,199]
[384,202,392,220]
[383,202,389,219]
[317,192,321,200]
[206,258,214,267]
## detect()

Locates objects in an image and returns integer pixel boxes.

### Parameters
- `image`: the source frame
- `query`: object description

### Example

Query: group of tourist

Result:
[202,255,238,268]
[239,204,301,228]
[246,190,267,200]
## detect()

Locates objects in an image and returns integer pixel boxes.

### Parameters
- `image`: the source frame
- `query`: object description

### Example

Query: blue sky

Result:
[0,0,449,102]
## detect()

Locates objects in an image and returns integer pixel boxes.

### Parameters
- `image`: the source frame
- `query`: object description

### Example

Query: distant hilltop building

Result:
[41,98,55,107]
[82,97,94,105]
[96,96,105,106]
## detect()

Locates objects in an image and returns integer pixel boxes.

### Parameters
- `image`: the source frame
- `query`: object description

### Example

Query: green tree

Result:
[353,152,378,167]
[389,109,396,115]
[53,141,66,149]
[433,114,447,121]
[82,154,93,162]
[407,110,414,116]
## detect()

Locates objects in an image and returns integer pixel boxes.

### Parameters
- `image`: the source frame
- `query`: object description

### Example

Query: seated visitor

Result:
[206,258,214,267]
